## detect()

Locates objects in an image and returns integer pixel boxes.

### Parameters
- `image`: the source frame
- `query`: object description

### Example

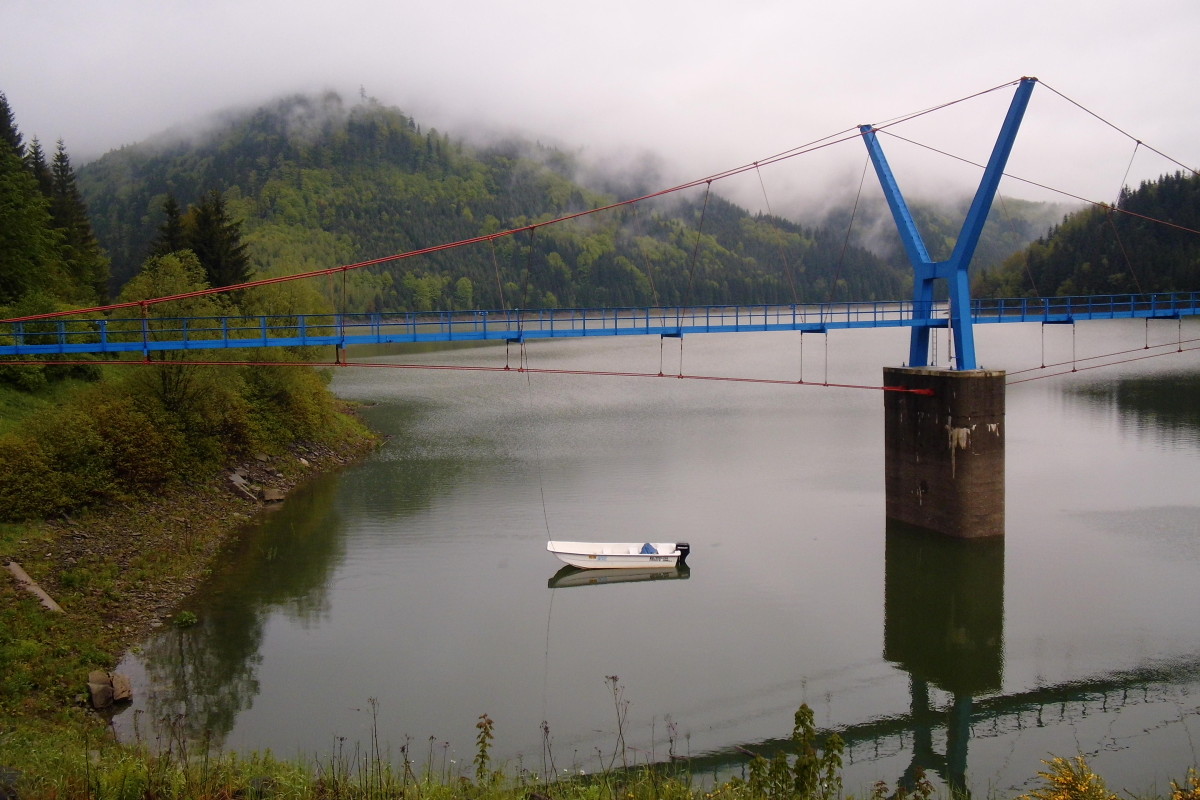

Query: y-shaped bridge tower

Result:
[863,77,1037,537]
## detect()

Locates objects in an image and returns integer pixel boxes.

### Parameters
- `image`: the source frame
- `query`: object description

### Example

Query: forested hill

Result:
[975,171,1200,297]
[78,92,1057,312]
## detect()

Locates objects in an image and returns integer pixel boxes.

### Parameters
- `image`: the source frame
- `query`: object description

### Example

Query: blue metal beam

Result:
[859,126,937,368]
[860,77,1037,370]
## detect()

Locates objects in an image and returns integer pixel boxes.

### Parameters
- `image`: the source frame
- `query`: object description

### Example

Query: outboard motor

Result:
[675,542,690,564]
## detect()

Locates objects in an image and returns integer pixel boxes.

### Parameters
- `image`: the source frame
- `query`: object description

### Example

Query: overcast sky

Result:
[4,0,1198,215]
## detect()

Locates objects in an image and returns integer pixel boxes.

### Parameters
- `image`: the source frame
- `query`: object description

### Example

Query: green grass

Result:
[0,709,1193,800]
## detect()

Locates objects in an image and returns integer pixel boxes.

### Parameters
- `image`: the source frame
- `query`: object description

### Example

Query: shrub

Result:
[743,704,843,800]
[241,364,335,445]
[88,392,184,490]
[0,435,67,519]
[25,403,115,506]
[1023,756,1118,800]
[1172,769,1200,800]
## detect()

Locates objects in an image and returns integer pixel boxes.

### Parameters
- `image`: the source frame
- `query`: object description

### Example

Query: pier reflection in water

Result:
[684,517,1198,795]
[883,523,1004,798]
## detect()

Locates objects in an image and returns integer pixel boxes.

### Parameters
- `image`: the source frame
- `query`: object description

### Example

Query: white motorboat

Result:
[546,540,690,569]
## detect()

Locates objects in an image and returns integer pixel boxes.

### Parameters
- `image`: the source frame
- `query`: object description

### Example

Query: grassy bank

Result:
[4,694,1197,800]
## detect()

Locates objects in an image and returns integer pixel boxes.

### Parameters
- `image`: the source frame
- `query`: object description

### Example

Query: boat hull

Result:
[546,541,687,569]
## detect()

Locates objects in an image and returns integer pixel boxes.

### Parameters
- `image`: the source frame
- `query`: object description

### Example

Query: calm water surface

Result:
[114,320,1200,796]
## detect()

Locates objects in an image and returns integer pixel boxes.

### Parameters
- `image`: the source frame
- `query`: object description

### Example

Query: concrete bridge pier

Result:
[883,367,1006,538]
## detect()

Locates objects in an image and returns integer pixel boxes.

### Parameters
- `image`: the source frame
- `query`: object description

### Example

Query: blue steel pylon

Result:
[859,77,1037,370]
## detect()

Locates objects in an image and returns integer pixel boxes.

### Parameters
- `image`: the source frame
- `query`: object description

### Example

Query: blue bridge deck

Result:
[1,293,1198,357]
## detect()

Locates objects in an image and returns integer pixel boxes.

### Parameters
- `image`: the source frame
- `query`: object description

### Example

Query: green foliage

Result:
[475,713,496,785]
[26,400,120,502]
[240,363,337,445]
[0,380,183,519]
[454,275,475,309]
[85,390,184,488]
[24,137,54,196]
[0,355,342,521]
[118,249,216,307]
[112,251,256,462]
[173,610,199,628]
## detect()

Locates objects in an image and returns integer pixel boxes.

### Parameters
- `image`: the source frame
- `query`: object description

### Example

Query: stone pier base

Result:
[883,367,1005,538]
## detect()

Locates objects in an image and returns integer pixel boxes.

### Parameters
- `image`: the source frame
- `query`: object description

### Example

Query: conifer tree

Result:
[0,92,22,156]
[149,194,187,256]
[50,139,109,302]
[0,91,71,307]
[0,144,66,304]
[23,136,53,197]
[185,189,251,287]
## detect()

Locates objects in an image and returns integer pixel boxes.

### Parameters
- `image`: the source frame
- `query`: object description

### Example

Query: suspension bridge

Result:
[2,78,1198,370]
[3,77,1199,537]
[0,293,1198,360]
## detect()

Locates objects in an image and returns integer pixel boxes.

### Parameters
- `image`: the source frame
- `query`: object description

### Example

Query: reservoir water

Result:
[113,319,1200,796]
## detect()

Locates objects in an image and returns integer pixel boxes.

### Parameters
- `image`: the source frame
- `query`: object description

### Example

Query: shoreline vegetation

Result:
[1,396,378,689]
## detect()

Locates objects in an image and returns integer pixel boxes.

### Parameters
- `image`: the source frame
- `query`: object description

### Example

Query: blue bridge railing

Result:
[1,292,1197,357]
[972,292,1200,323]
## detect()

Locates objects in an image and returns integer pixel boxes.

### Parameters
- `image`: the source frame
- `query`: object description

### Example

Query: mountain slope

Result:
[79,92,1063,311]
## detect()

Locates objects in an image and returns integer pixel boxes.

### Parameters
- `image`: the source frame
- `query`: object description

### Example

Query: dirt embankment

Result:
[4,431,379,668]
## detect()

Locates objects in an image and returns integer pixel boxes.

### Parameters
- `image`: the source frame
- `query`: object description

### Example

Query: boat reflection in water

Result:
[547,564,691,589]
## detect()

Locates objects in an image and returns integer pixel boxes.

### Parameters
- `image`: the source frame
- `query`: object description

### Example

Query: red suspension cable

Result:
[1,356,934,395]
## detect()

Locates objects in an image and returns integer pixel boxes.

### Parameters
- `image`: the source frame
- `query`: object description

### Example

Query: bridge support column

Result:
[884,367,1005,538]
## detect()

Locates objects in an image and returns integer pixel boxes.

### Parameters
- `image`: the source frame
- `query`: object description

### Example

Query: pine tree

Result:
[149,194,187,256]
[50,139,109,302]
[23,136,53,197]
[0,92,22,156]
[0,144,67,304]
[185,189,251,287]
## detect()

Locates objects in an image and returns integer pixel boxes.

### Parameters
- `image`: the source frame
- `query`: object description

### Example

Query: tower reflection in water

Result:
[884,521,1004,799]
